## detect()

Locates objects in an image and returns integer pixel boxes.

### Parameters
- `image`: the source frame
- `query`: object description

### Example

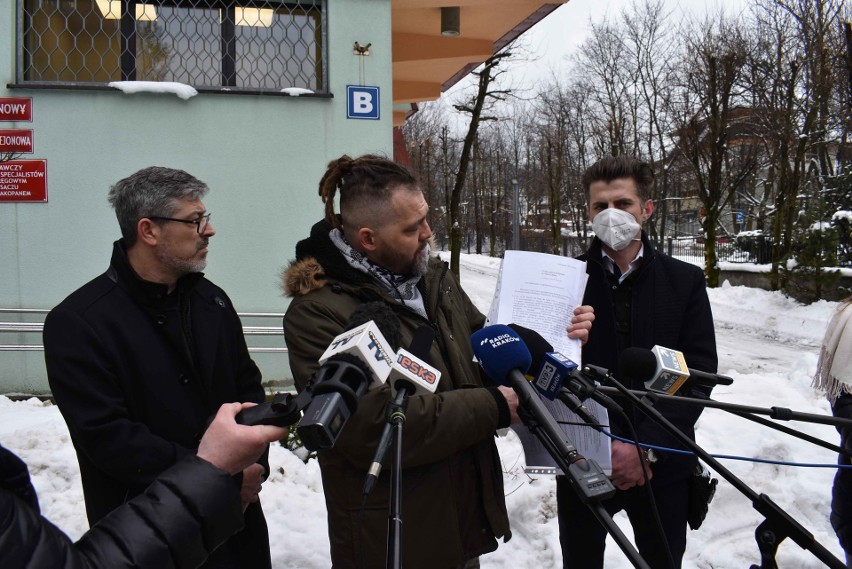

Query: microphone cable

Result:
[588,431,852,470]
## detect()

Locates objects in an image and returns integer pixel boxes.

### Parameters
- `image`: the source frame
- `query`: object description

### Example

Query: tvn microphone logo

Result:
[395,353,438,385]
[329,332,359,351]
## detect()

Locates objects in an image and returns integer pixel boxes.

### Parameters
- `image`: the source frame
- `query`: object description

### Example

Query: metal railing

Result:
[0,307,286,354]
[0,308,49,352]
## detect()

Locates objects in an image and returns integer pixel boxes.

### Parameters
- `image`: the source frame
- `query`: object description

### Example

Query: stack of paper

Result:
[486,250,611,475]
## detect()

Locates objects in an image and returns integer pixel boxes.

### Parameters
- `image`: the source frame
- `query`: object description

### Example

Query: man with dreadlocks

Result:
[282,154,593,569]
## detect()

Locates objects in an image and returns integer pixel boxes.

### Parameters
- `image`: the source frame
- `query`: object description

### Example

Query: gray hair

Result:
[107,166,209,245]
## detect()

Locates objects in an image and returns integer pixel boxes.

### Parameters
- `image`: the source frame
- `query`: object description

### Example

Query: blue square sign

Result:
[347,85,380,120]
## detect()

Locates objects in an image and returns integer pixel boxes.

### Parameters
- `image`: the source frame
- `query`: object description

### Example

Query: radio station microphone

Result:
[505,324,612,429]
[387,327,440,397]
[364,326,440,495]
[506,325,627,435]
[619,346,733,395]
[471,325,614,502]
[471,325,564,444]
[507,324,574,400]
[296,302,400,451]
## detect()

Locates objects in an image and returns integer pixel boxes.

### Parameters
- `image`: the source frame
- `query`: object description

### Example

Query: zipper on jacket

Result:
[428,262,452,370]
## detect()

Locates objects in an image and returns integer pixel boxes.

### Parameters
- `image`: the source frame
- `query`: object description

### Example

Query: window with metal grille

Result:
[16,0,327,94]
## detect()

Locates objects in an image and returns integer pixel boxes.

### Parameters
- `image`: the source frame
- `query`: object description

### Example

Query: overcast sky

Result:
[507,0,752,91]
[436,0,753,125]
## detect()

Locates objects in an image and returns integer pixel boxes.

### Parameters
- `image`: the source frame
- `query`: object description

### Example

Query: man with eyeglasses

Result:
[43,166,272,569]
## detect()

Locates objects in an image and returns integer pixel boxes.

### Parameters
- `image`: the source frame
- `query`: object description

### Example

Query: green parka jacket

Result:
[282,220,511,569]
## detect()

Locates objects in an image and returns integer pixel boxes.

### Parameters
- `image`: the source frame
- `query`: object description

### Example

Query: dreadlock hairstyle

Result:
[318,154,419,230]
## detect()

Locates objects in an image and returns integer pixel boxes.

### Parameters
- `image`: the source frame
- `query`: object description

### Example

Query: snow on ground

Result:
[0,252,846,568]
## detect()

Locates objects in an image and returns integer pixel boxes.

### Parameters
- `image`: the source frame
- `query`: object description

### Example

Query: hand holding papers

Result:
[486,251,611,475]
[486,251,587,359]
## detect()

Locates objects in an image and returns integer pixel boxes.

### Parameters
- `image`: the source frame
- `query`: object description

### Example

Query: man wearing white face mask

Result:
[556,156,718,569]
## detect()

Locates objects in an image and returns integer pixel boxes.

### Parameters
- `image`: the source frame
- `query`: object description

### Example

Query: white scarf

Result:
[812,302,852,404]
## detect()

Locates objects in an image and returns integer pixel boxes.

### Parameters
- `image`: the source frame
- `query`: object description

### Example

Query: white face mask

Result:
[591,208,641,251]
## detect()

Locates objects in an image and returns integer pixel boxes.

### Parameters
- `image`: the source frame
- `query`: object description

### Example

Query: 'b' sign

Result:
[346,86,380,120]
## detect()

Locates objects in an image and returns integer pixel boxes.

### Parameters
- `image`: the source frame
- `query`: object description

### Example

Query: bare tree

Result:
[748,0,849,292]
[622,0,678,239]
[532,86,572,254]
[447,51,512,276]
[574,16,637,157]
[403,101,447,239]
[670,15,759,287]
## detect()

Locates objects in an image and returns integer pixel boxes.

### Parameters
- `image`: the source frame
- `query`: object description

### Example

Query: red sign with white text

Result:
[0,160,47,202]
[0,130,34,153]
[0,98,33,122]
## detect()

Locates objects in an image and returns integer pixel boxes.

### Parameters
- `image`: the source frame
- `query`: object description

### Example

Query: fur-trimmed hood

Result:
[282,257,326,298]
[280,219,373,298]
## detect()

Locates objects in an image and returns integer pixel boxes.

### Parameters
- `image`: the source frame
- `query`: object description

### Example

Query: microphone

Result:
[471,325,614,502]
[620,346,732,395]
[316,304,400,380]
[387,326,440,397]
[364,326,440,495]
[557,388,605,431]
[470,325,560,440]
[507,324,580,401]
[296,302,400,451]
[508,325,611,434]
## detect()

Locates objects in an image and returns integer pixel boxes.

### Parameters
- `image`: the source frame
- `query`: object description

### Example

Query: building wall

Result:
[0,0,394,394]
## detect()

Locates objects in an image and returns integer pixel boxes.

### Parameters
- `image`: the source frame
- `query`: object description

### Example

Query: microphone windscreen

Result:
[508,323,553,373]
[471,325,532,385]
[346,301,401,351]
[313,352,372,388]
[618,347,657,381]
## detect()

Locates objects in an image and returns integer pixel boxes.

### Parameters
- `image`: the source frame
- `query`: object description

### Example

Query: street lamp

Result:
[511,178,520,250]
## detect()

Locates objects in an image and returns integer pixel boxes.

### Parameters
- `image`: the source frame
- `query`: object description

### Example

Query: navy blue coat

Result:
[1,443,246,569]
[43,240,270,568]
[579,234,718,483]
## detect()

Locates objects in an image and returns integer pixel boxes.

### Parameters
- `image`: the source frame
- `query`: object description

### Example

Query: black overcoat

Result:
[43,240,269,568]
[579,233,718,483]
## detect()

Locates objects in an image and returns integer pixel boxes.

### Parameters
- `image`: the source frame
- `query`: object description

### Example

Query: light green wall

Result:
[0,0,395,393]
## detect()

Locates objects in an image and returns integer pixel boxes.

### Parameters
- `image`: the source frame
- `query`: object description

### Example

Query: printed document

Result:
[486,250,612,475]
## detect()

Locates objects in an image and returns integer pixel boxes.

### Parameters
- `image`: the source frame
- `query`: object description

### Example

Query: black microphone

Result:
[364,326,439,495]
[619,346,732,395]
[557,388,606,431]
[295,302,401,451]
[507,323,575,400]
[508,323,618,421]
[471,325,614,502]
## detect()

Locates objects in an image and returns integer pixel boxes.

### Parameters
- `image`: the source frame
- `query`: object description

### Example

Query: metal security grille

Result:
[16,0,327,93]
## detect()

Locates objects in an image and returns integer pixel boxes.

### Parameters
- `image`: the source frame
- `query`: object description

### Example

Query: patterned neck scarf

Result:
[813,301,852,404]
[329,228,428,318]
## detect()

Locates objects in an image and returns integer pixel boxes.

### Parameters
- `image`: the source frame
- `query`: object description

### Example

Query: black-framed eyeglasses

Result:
[148,213,212,234]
